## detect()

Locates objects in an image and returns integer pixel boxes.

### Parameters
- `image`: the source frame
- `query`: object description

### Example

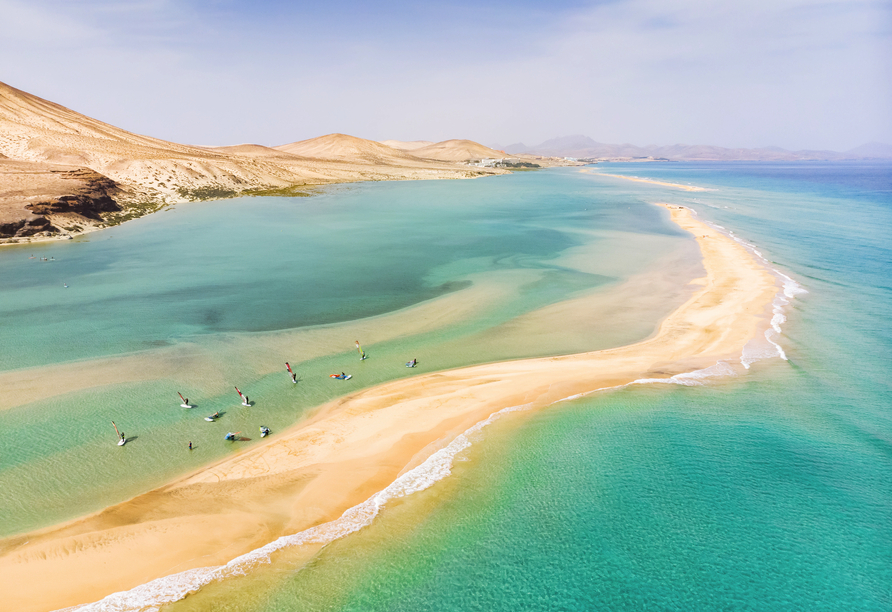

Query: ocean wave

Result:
[632,360,737,386]
[704,219,807,369]
[62,403,533,612]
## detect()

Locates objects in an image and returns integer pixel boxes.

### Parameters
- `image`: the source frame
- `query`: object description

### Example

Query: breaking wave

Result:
[633,360,738,386]
[708,221,807,369]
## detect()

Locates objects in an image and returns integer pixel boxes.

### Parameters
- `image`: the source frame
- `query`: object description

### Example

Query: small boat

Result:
[225,432,240,441]
[329,373,352,380]
[205,412,220,422]
[286,362,298,383]
[356,341,367,361]
[235,386,251,406]
[406,359,418,368]
[260,426,270,438]
[178,392,193,408]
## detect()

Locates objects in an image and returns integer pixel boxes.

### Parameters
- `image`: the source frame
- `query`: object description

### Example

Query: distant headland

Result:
[493,134,892,162]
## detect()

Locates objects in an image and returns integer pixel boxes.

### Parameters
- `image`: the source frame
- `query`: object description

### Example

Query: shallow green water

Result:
[0,169,699,537]
[162,162,892,612]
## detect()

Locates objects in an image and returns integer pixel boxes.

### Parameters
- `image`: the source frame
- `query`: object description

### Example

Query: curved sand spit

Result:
[585,169,711,191]
[0,205,780,611]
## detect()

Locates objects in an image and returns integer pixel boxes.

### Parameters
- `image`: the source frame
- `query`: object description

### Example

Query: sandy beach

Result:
[0,204,780,612]
[585,169,711,191]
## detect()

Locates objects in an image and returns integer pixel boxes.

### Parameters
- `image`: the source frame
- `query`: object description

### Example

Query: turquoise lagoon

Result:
[0,169,699,537]
[2,163,890,610]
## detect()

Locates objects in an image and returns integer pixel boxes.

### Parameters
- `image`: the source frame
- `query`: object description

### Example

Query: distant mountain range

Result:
[493,135,892,161]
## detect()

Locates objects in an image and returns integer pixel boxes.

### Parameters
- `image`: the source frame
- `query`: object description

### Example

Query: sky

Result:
[1,0,889,151]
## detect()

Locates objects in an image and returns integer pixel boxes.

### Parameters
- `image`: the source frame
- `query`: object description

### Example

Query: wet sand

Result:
[0,204,779,611]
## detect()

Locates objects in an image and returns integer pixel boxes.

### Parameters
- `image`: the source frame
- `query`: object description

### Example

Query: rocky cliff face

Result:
[0,162,121,240]
[25,169,120,220]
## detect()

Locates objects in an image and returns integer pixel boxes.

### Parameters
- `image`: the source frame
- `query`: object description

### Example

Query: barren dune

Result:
[276,133,430,165]
[411,138,507,161]
[379,139,435,150]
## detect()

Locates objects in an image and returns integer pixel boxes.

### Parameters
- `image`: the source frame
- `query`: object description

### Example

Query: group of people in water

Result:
[117,343,421,449]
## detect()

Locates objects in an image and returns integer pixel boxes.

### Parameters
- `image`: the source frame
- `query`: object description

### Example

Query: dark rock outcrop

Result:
[0,163,122,239]
[0,215,55,237]
[26,170,121,220]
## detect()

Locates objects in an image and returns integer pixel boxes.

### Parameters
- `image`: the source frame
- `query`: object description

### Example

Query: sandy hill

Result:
[205,143,305,159]
[276,134,425,165]
[0,81,506,242]
[0,81,319,205]
[411,139,506,162]
[379,140,435,151]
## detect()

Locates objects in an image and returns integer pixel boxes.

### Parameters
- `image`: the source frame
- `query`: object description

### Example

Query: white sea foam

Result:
[62,403,533,612]
[740,335,784,369]
[701,217,807,369]
[555,382,630,404]
[776,270,808,299]
[632,360,737,386]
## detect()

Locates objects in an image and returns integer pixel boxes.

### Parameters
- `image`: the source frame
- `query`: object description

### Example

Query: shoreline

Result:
[0,204,782,611]
[584,169,712,191]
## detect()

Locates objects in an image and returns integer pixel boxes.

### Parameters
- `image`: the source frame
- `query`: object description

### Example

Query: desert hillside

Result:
[411,139,507,162]
[276,134,426,165]
[0,81,510,243]
[379,140,435,151]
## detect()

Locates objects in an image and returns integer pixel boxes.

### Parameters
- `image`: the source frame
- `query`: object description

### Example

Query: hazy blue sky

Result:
[1,0,889,150]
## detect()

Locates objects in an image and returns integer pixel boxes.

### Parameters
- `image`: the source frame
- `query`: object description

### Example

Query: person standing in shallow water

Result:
[188,441,193,451]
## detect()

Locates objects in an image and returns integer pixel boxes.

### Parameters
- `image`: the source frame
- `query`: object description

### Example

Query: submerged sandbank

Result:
[584,169,711,191]
[0,204,780,612]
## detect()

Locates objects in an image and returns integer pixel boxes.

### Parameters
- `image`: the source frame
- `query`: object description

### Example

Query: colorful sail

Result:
[285,362,294,375]
[235,386,245,400]
[178,392,187,403]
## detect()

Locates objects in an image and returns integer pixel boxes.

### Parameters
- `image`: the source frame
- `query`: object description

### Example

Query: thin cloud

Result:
[0,0,888,150]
